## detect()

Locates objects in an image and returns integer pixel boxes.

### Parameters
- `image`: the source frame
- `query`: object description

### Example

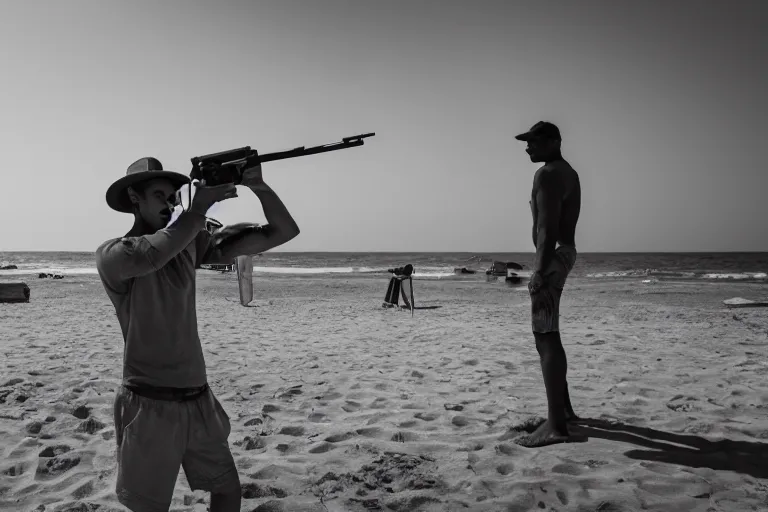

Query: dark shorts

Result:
[113,384,239,512]
[530,245,577,333]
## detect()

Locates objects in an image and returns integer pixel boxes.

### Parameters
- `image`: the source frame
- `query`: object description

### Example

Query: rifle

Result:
[190,132,375,186]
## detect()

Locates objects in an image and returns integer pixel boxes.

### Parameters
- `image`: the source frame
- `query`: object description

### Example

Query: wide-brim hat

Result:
[106,157,191,213]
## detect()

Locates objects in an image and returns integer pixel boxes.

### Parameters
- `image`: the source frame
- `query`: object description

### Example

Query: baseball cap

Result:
[515,121,562,142]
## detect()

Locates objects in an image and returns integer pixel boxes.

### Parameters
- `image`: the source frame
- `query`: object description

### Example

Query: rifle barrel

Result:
[258,133,374,163]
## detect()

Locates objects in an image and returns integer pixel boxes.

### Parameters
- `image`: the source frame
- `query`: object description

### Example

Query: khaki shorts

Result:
[113,385,239,512]
[530,245,577,333]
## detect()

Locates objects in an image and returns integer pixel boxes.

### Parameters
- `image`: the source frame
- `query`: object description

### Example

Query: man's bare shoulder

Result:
[536,161,578,186]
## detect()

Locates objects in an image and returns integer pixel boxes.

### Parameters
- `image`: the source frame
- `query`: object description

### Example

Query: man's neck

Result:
[126,216,154,237]
[544,151,564,164]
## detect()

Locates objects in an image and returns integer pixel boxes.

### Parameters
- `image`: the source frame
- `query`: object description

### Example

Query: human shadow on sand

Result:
[570,418,768,479]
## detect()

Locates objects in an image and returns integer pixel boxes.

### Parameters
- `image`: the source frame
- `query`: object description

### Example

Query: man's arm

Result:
[202,182,300,264]
[96,210,208,282]
[533,171,562,273]
[530,197,538,248]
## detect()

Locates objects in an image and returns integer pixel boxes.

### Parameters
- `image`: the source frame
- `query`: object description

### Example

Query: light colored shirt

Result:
[95,211,216,389]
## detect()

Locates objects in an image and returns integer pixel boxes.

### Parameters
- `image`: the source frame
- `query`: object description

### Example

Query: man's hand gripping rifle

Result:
[178,132,375,249]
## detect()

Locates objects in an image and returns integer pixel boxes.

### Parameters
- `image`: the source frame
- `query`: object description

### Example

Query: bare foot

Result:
[565,409,583,422]
[514,420,588,448]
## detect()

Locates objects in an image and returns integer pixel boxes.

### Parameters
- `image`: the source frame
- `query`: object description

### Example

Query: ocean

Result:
[1,251,767,282]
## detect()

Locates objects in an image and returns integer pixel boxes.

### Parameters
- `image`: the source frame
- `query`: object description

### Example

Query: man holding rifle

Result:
[96,156,299,512]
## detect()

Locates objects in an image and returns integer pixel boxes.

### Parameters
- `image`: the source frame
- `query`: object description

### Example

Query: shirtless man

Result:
[96,157,299,511]
[513,121,583,448]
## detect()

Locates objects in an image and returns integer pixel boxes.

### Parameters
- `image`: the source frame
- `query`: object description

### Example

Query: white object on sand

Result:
[235,255,254,306]
[723,297,768,308]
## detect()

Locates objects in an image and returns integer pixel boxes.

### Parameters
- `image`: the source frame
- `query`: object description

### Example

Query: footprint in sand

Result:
[76,417,106,434]
[309,442,336,454]
[275,443,299,455]
[72,479,95,499]
[666,395,701,412]
[452,416,469,427]
[356,427,382,438]
[26,421,44,435]
[39,445,72,458]
[414,412,439,422]
[37,454,81,477]
[249,464,304,480]
[71,405,91,419]
[551,463,584,476]
[391,431,418,442]
[369,397,389,410]
[236,436,267,451]
[457,442,484,452]
[398,420,418,429]
[308,412,331,423]
[325,432,357,443]
[241,482,288,499]
[278,426,305,436]
[3,463,27,477]
[496,463,514,475]
[262,404,280,413]
[342,400,362,413]
[494,444,524,456]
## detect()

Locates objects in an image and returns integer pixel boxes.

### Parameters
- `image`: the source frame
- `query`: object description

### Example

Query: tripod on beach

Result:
[382,264,415,316]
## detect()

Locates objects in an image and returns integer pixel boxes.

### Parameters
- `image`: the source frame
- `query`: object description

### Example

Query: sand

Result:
[0,272,767,512]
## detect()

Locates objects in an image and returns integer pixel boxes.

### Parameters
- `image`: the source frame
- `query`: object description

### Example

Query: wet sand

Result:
[1,272,767,511]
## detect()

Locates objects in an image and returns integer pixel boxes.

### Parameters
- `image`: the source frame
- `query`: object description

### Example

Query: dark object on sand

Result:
[383,265,415,316]
[190,133,375,187]
[724,297,768,308]
[0,263,17,270]
[388,264,414,278]
[0,282,30,303]
[454,267,476,275]
[38,273,63,279]
[505,274,523,285]
[486,260,523,276]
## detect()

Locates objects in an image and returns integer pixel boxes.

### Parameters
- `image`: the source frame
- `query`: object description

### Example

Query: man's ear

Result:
[126,186,141,205]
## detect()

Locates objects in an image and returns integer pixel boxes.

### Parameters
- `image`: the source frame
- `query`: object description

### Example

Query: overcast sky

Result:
[0,0,765,252]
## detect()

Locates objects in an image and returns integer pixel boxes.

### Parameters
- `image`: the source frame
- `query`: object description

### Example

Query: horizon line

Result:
[2,250,768,255]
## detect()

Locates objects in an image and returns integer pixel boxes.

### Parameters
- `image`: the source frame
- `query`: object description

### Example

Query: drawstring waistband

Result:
[124,383,209,402]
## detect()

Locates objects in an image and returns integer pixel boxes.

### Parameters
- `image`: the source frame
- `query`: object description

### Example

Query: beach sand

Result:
[1,273,767,512]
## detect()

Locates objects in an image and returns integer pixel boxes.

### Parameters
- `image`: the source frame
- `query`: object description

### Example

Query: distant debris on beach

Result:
[452,260,525,285]
[38,273,63,280]
[0,263,18,270]
[723,297,768,308]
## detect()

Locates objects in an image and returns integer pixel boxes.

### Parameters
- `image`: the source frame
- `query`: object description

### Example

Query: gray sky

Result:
[1,0,765,252]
